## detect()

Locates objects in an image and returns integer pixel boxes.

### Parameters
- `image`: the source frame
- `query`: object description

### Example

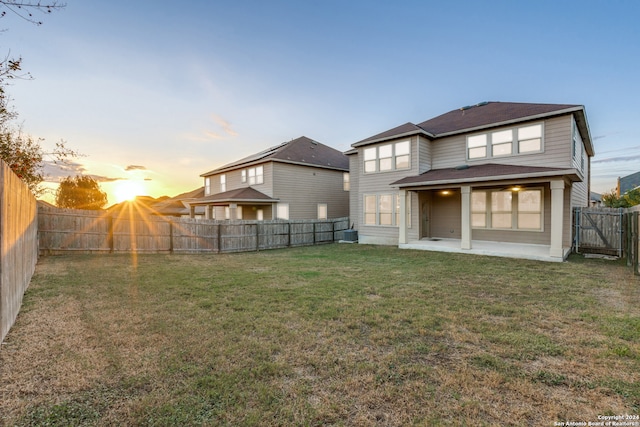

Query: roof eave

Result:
[433,106,586,138]
[351,128,434,148]
[393,168,582,188]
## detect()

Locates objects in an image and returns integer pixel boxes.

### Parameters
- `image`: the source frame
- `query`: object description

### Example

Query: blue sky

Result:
[2,0,639,203]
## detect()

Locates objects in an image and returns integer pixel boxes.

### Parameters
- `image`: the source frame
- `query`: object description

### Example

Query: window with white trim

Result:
[363,140,411,173]
[343,172,350,191]
[220,174,226,192]
[205,177,211,195]
[518,124,542,153]
[241,170,246,183]
[317,203,327,220]
[247,166,264,185]
[471,191,487,228]
[491,191,513,229]
[363,193,402,226]
[467,123,543,160]
[471,188,543,230]
[277,203,289,220]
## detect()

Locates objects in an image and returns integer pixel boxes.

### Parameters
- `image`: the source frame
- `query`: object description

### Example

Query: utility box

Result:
[342,229,358,242]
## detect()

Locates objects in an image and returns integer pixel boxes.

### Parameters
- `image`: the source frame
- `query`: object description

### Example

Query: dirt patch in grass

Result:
[1,246,638,426]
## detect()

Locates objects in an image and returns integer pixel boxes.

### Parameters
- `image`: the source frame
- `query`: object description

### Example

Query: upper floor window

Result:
[220,174,226,192]
[241,166,264,185]
[343,172,350,191]
[363,140,411,173]
[205,177,211,195]
[248,166,264,185]
[467,123,543,160]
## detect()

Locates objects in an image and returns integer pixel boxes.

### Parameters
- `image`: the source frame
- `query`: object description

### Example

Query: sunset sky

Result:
[3,0,639,204]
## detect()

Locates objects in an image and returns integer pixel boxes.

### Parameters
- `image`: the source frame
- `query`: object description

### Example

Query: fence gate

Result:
[574,207,624,257]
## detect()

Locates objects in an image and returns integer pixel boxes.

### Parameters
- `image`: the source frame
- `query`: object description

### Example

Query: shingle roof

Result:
[391,163,580,187]
[189,187,278,205]
[619,171,640,194]
[417,102,581,135]
[202,136,349,176]
[354,102,584,146]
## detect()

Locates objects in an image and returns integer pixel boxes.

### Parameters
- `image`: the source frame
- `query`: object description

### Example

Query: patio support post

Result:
[398,189,407,244]
[229,203,238,220]
[205,205,213,220]
[550,180,565,258]
[461,186,472,250]
[189,205,195,219]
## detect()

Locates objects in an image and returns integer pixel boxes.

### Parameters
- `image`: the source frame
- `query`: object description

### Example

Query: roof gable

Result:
[202,136,349,176]
[417,102,581,136]
[352,101,588,148]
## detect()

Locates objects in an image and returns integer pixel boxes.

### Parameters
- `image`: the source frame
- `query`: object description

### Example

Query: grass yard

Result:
[0,244,639,426]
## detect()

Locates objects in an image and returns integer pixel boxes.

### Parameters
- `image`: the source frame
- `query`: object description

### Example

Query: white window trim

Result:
[363,140,411,174]
[204,177,211,195]
[220,174,226,192]
[276,203,289,220]
[317,203,328,220]
[362,193,402,227]
[471,187,544,232]
[466,122,544,161]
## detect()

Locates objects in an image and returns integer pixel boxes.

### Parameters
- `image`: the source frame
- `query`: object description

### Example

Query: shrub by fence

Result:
[38,206,349,254]
[0,160,38,343]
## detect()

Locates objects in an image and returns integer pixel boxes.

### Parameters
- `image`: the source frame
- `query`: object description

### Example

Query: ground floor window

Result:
[363,193,403,226]
[277,203,289,220]
[317,203,327,220]
[471,188,543,230]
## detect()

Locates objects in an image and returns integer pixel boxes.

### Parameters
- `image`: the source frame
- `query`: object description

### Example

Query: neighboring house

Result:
[152,187,205,218]
[590,191,602,207]
[189,136,349,220]
[617,171,640,196]
[346,101,594,261]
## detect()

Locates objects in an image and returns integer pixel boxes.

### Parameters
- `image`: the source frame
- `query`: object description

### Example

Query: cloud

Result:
[42,160,87,182]
[125,165,147,171]
[211,114,238,138]
[592,154,640,164]
[185,113,240,142]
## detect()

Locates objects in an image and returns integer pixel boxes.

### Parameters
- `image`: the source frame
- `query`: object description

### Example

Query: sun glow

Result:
[114,180,145,203]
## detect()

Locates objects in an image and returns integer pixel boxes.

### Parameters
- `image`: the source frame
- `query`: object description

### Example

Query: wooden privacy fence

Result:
[38,206,349,254]
[574,206,639,276]
[0,160,38,343]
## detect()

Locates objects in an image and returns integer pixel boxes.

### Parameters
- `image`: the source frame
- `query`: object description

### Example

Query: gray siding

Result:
[349,155,360,230]
[351,136,422,245]
[417,135,432,174]
[430,191,462,239]
[272,162,348,220]
[431,115,574,170]
[204,162,274,197]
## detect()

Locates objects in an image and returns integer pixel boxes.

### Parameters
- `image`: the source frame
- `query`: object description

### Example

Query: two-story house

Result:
[346,102,594,261]
[188,136,349,220]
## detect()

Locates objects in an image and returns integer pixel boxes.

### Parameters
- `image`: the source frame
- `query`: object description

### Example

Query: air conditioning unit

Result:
[342,229,358,243]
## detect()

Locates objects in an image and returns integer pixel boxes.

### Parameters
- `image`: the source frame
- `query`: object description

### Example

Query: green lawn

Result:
[1,244,638,426]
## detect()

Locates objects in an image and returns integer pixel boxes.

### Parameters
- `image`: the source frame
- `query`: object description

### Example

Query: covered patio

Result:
[400,238,563,262]
[394,164,581,261]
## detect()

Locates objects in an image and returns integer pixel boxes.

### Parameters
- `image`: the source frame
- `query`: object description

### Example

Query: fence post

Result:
[255,222,259,252]
[108,216,114,253]
[288,221,291,247]
[169,220,174,254]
